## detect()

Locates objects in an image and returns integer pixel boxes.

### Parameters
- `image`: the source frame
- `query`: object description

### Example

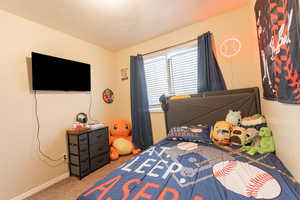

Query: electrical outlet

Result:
[62,153,68,160]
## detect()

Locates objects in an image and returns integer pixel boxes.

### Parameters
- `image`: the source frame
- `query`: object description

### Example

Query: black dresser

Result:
[67,127,110,179]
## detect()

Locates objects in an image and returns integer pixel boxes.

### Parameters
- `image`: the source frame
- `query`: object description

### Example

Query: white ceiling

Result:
[0,0,250,50]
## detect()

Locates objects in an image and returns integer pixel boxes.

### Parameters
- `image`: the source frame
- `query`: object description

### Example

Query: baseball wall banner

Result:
[255,0,300,104]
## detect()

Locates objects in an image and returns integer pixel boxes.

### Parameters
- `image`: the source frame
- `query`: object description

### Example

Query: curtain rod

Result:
[142,38,198,56]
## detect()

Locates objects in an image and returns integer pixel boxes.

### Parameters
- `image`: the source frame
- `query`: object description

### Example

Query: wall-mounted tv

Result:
[32,52,91,91]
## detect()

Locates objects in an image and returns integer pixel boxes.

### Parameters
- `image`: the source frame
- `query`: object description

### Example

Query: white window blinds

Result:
[144,46,198,107]
[144,56,169,106]
[169,48,198,95]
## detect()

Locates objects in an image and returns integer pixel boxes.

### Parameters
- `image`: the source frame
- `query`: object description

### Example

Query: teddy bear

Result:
[109,120,141,160]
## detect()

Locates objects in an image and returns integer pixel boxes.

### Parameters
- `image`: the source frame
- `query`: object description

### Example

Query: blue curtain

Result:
[130,55,153,150]
[197,32,227,92]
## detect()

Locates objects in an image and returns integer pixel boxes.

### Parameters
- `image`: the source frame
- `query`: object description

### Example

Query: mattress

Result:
[77,138,300,200]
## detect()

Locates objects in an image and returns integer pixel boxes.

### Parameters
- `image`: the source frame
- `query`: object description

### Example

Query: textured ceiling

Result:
[0,0,250,50]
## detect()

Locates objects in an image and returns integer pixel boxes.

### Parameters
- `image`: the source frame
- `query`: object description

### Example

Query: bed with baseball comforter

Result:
[78,138,300,200]
[78,88,300,199]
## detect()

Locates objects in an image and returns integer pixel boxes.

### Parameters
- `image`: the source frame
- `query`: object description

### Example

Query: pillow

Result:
[167,124,212,143]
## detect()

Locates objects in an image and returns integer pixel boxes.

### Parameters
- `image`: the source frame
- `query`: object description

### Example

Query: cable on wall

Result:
[88,92,99,123]
[34,90,64,162]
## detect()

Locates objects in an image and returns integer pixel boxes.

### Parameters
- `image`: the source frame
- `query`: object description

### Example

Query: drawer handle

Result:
[81,148,88,152]
[80,138,86,142]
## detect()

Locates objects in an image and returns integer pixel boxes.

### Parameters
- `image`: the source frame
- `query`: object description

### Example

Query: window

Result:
[144,46,198,107]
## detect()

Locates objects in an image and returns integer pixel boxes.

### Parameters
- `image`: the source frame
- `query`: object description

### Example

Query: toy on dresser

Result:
[109,120,141,161]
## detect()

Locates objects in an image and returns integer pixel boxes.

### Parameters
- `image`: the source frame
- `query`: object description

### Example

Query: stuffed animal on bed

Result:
[109,120,141,161]
[241,114,267,130]
[240,114,267,145]
[211,121,232,146]
[230,126,247,146]
[241,127,275,155]
[244,128,259,145]
[225,110,242,126]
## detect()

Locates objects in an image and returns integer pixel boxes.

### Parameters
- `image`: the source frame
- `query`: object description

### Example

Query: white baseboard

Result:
[10,172,69,200]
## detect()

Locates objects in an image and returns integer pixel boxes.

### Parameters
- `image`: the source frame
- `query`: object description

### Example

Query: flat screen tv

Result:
[32,52,91,91]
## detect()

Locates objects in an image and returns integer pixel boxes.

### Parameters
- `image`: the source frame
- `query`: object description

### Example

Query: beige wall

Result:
[115,0,300,182]
[114,4,262,143]
[2,1,300,199]
[0,10,117,200]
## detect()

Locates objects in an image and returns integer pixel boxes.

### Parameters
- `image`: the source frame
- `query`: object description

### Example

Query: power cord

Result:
[33,91,98,164]
[88,92,99,123]
[34,90,64,162]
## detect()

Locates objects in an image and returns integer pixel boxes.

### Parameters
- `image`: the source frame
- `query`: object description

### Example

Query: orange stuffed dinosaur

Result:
[109,120,141,160]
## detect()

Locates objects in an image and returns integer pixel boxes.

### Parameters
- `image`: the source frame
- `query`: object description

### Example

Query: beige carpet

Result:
[26,155,133,200]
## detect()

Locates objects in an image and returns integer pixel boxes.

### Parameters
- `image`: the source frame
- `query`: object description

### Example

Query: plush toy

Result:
[212,121,232,146]
[241,114,267,147]
[241,114,267,130]
[241,127,275,155]
[230,126,247,146]
[244,128,259,145]
[225,110,242,126]
[109,120,141,160]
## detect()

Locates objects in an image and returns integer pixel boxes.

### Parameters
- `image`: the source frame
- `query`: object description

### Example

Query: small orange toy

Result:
[109,120,141,160]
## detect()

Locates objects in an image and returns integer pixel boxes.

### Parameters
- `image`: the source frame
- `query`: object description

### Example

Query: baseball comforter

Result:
[77,139,300,200]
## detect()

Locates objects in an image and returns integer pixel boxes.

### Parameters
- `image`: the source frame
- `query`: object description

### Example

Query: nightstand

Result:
[67,127,110,179]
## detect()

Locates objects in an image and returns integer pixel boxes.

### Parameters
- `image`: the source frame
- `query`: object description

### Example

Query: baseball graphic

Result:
[213,160,281,199]
[220,38,242,58]
[177,142,198,151]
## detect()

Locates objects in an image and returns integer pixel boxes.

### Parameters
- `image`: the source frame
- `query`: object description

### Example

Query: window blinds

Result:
[144,47,198,107]
[144,56,169,106]
[169,48,198,96]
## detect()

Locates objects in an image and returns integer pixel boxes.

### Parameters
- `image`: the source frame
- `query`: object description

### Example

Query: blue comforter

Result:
[78,139,300,200]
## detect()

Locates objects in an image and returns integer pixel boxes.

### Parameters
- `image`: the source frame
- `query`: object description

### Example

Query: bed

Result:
[77,87,300,200]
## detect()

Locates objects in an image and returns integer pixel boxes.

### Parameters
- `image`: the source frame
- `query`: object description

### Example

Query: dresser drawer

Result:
[70,159,90,176]
[69,134,88,146]
[70,154,89,165]
[89,129,108,145]
[89,143,109,158]
[70,167,89,177]
[69,143,89,157]
[90,153,110,172]
[67,127,109,179]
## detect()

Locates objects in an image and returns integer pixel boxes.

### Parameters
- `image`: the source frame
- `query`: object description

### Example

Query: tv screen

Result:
[32,52,91,91]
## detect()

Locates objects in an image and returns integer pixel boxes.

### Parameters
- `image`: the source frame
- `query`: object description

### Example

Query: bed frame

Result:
[160,87,261,132]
